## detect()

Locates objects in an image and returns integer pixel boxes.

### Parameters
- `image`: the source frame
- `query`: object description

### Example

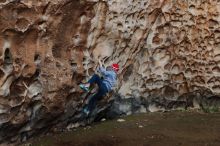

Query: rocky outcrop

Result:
[1,0,220,144]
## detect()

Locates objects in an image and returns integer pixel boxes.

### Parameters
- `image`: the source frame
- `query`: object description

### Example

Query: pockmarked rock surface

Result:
[1,0,220,144]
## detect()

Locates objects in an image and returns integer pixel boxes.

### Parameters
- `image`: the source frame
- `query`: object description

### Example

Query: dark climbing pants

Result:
[87,74,108,112]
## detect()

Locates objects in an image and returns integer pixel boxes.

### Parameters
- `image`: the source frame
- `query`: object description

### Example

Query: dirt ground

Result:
[28,111,220,146]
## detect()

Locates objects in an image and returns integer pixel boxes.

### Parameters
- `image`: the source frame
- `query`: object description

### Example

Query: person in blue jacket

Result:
[79,60,119,115]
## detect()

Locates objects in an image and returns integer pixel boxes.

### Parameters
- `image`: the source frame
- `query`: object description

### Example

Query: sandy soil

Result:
[28,111,220,146]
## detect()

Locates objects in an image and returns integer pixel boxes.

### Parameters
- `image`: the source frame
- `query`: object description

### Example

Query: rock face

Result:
[1,0,220,144]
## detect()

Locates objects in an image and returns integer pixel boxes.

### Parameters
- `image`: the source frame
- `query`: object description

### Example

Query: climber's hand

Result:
[98,58,103,67]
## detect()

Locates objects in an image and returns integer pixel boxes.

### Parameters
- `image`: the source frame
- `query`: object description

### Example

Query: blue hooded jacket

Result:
[98,67,117,92]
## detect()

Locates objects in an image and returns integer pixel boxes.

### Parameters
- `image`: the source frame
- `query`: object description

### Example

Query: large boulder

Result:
[0,0,220,144]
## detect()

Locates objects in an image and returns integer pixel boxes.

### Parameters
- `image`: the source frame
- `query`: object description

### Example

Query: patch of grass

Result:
[30,137,54,146]
[202,106,219,113]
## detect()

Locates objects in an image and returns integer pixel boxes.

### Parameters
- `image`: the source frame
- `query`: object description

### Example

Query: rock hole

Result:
[34,54,40,61]
[34,54,41,65]
[71,62,77,71]
[140,16,145,21]
[113,11,117,15]
[9,78,26,96]
[123,64,133,81]
[208,19,218,29]
[153,35,162,45]
[117,23,123,29]
[0,68,4,79]
[113,15,118,20]
[71,62,77,67]
[83,56,88,62]
[171,64,180,73]
[56,62,61,68]
[212,66,220,73]
[31,68,41,80]
[20,132,28,142]
[189,5,195,10]
[212,85,220,92]
[4,48,13,64]
[52,45,61,58]
[164,63,172,70]
[88,68,94,75]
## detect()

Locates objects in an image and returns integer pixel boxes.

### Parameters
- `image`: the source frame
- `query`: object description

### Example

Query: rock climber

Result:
[79,59,119,115]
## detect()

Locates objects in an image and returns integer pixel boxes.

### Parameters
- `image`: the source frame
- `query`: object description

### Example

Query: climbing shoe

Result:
[83,108,90,116]
[79,84,90,92]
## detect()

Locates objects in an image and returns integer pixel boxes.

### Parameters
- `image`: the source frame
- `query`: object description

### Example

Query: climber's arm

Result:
[97,66,108,76]
[97,59,108,76]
